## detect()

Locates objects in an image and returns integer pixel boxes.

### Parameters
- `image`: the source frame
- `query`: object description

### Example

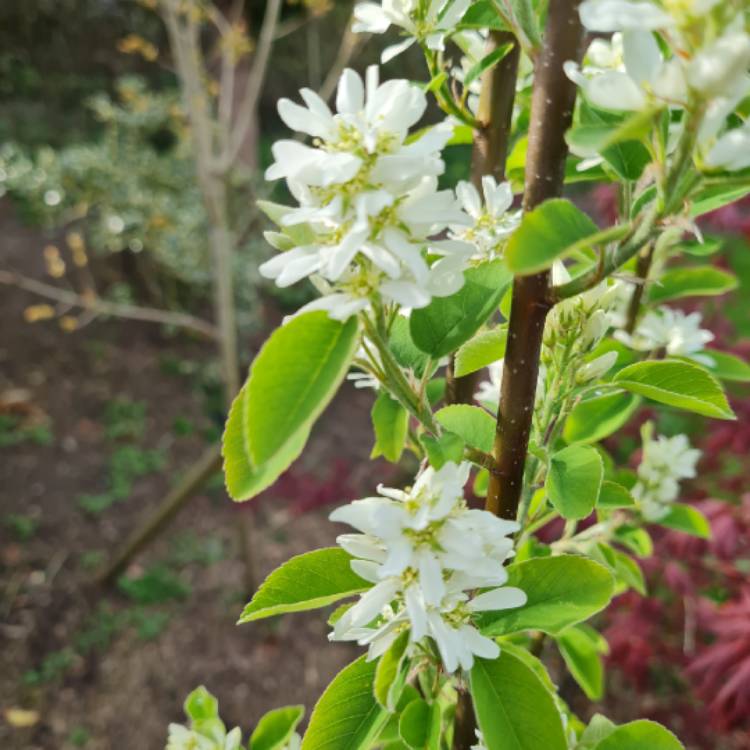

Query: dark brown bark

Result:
[485,0,584,520]
[448,31,521,407]
[624,243,654,333]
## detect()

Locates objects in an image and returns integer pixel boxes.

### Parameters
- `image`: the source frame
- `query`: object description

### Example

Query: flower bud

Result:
[577,350,619,383]
[582,309,610,348]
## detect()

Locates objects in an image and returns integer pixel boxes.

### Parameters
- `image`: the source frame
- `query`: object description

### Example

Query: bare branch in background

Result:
[0,269,218,339]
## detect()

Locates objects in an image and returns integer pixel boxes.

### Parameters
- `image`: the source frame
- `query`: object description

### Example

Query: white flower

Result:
[564,31,687,112]
[687,31,750,98]
[632,428,701,520]
[705,120,750,171]
[450,177,521,260]
[329,462,526,672]
[615,306,714,357]
[262,66,473,318]
[476,360,504,405]
[353,0,471,62]
[476,360,547,409]
[166,724,242,750]
[578,0,673,32]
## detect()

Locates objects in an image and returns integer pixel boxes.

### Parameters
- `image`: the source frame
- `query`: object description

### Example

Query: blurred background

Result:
[0,2,748,749]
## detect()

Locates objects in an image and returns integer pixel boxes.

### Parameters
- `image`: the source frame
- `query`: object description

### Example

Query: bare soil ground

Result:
[0,202,392,749]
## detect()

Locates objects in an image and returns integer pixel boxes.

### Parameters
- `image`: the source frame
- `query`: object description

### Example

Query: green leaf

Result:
[564,390,641,445]
[184,686,219,722]
[678,237,723,257]
[464,43,513,88]
[594,720,684,750]
[471,651,567,750]
[247,313,360,465]
[579,714,616,748]
[505,198,601,275]
[557,624,608,701]
[223,383,310,502]
[656,504,711,539]
[420,432,464,469]
[648,266,737,303]
[478,555,615,637]
[698,349,750,382]
[398,700,433,750]
[546,445,604,520]
[612,550,646,595]
[410,260,512,358]
[371,392,409,463]
[613,359,735,420]
[575,105,653,180]
[388,317,433,378]
[454,328,507,377]
[598,481,636,510]
[250,707,305,750]
[459,0,509,29]
[302,655,388,750]
[435,405,496,453]
[223,313,359,501]
[614,525,653,558]
[374,632,410,711]
[691,184,750,218]
[239,548,371,623]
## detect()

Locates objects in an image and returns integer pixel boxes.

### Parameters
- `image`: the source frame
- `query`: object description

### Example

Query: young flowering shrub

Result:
[169,0,750,748]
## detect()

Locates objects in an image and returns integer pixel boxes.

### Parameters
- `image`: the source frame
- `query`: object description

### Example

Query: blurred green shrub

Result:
[0,76,264,312]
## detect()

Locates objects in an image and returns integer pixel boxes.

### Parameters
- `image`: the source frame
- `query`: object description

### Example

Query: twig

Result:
[486,0,584,521]
[96,444,223,586]
[318,23,368,104]
[0,269,218,339]
[446,31,521,410]
[227,0,283,164]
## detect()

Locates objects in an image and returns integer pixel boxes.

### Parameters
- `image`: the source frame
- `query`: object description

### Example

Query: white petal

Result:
[622,30,662,87]
[418,553,446,605]
[353,2,392,33]
[336,68,365,114]
[579,0,673,32]
[278,98,333,139]
[381,37,416,63]
[586,71,646,110]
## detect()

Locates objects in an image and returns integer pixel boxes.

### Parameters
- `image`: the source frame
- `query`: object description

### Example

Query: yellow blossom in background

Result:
[4,708,40,728]
[24,305,56,323]
[66,232,89,267]
[118,34,159,62]
[43,245,66,278]
[59,316,79,333]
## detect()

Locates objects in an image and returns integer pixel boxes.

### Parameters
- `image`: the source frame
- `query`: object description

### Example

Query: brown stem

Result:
[448,31,521,408]
[452,688,478,750]
[486,0,584,521]
[96,444,222,586]
[624,243,654,333]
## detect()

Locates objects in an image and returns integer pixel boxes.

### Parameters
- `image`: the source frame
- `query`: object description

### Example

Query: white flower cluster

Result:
[451,177,521,261]
[477,266,619,408]
[261,67,475,321]
[262,66,523,320]
[353,0,470,62]
[329,462,526,673]
[632,427,701,520]
[167,724,242,750]
[615,305,714,359]
[566,0,750,170]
